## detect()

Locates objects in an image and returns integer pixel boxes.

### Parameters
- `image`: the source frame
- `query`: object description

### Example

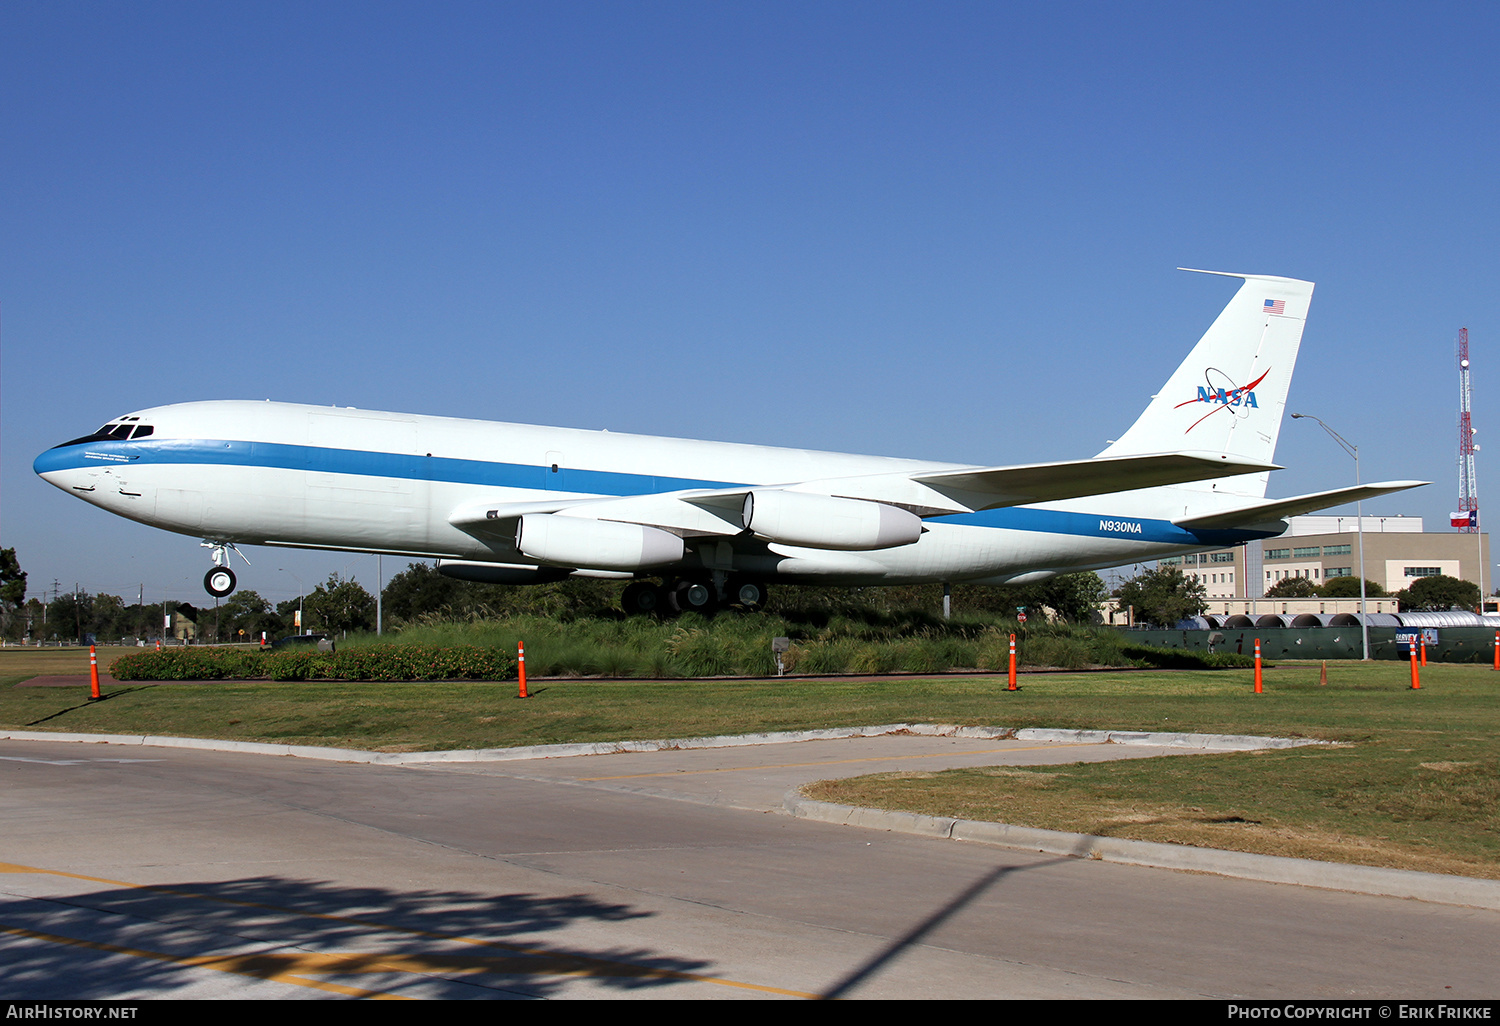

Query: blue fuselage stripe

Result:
[34,439,1271,546]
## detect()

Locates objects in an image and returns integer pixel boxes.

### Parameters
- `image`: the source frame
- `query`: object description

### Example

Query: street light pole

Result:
[1291,413,1369,660]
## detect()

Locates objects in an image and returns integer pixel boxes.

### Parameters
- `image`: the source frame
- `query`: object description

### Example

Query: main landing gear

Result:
[621,577,769,617]
[202,541,249,598]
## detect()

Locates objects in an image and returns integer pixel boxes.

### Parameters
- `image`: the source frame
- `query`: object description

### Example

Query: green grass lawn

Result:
[5,649,1496,879]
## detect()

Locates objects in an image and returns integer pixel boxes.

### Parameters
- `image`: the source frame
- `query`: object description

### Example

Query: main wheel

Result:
[204,566,236,598]
[621,581,664,616]
[732,580,768,612]
[669,579,718,615]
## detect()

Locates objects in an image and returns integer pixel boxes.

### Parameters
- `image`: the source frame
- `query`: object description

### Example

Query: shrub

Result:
[1120,644,1255,670]
[111,647,263,681]
[112,645,516,682]
[265,645,516,681]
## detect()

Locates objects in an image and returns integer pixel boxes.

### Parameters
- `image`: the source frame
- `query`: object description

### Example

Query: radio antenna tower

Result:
[1457,327,1479,533]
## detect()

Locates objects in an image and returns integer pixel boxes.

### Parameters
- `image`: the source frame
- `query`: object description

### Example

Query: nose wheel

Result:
[201,541,246,598]
[204,566,237,598]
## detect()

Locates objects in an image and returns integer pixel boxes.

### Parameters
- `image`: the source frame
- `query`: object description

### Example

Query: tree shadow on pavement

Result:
[1,873,713,999]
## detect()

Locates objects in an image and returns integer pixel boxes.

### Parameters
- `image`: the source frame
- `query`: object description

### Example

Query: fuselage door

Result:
[544,450,566,493]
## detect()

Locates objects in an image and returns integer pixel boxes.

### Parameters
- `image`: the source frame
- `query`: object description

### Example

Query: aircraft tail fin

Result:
[1098,270,1314,501]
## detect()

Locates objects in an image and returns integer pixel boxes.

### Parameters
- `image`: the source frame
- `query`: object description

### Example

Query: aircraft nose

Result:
[35,446,67,479]
[34,440,90,488]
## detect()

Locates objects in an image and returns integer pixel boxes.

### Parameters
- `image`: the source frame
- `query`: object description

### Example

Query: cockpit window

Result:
[52,419,154,448]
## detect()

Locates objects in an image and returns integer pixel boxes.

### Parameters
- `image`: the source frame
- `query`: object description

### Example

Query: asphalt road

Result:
[3,732,1498,1000]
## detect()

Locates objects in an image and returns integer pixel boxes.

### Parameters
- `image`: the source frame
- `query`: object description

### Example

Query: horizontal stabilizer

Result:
[910,452,1279,512]
[1171,481,1429,531]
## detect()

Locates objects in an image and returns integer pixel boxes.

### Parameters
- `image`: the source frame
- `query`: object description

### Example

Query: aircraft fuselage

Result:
[33,399,1260,588]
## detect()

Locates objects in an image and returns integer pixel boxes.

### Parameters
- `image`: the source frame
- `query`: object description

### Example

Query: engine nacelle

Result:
[516,514,685,570]
[742,490,922,550]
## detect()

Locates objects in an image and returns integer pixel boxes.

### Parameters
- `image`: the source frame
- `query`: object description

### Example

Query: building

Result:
[1149,516,1492,618]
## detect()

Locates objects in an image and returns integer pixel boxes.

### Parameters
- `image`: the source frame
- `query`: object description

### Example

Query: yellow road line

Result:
[0,923,403,998]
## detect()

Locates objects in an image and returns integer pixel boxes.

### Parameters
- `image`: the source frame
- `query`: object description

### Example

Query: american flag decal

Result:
[1264,299,1286,315]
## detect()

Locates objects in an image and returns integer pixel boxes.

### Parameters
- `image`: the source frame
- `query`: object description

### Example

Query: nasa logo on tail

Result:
[1175,367,1270,433]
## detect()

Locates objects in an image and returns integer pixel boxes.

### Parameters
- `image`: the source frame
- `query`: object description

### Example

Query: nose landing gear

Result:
[205,565,237,598]
[202,541,249,598]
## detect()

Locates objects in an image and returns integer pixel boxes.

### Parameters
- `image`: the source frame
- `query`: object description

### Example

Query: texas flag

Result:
[1451,509,1479,529]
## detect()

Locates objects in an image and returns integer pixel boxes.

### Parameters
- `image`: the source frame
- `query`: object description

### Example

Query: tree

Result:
[218,590,284,642]
[871,572,1109,623]
[1021,572,1111,623]
[14,598,45,643]
[381,562,466,622]
[46,591,91,643]
[1114,565,1206,627]
[1316,576,1387,599]
[304,573,376,634]
[1265,576,1317,598]
[276,597,306,632]
[0,548,24,612]
[91,593,128,639]
[378,562,626,625]
[1394,575,1479,613]
[0,549,26,641]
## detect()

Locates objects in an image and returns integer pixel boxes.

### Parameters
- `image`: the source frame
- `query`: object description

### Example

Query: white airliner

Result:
[35,270,1423,615]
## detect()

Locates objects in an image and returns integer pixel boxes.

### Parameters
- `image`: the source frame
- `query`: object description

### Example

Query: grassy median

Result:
[4,647,1496,879]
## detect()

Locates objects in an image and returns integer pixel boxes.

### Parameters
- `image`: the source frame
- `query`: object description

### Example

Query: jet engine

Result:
[742,490,922,550]
[516,514,685,570]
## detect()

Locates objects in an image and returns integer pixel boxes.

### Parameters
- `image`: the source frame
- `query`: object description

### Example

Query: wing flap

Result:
[1171,481,1428,530]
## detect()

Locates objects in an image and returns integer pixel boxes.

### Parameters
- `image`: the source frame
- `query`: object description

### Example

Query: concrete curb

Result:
[0,722,1321,764]
[785,796,1500,911]
[4,724,998,764]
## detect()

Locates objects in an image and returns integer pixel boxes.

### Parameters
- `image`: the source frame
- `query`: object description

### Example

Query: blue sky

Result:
[3,1,1497,606]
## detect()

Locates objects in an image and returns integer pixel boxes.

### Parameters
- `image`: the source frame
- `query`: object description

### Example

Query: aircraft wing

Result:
[907,451,1279,513]
[449,496,607,527]
[448,451,1283,549]
[1171,481,1429,531]
[449,492,746,540]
